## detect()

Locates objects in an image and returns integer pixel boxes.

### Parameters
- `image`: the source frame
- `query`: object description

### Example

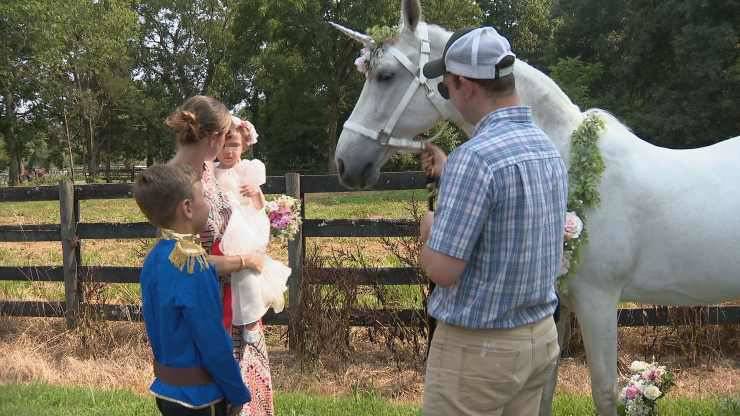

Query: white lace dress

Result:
[215,159,290,326]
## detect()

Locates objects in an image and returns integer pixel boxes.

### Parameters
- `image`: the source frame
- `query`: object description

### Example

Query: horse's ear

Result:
[400,0,422,33]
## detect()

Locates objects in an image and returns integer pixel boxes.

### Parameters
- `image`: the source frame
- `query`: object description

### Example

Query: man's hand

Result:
[226,403,243,416]
[420,211,434,243]
[420,143,448,178]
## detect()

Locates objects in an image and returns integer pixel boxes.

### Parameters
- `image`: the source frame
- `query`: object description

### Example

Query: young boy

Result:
[133,164,250,416]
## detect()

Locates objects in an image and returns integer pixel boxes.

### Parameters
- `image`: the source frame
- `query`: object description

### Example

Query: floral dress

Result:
[199,162,275,416]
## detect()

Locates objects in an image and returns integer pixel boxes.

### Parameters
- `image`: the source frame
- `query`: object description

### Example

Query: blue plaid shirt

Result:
[427,106,568,329]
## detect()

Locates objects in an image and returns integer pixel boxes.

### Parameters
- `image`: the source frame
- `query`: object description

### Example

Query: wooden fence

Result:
[1,172,738,342]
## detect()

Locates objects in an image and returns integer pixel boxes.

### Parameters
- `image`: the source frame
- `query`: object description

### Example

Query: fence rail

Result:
[1,172,738,345]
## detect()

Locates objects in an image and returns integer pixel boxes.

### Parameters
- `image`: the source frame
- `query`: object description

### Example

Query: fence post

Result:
[286,172,303,351]
[59,179,79,329]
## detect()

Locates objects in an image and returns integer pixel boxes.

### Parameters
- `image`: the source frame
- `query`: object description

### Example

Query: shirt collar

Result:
[473,106,533,135]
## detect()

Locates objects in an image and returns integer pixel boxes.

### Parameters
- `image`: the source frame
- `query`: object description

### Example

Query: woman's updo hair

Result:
[165,95,231,145]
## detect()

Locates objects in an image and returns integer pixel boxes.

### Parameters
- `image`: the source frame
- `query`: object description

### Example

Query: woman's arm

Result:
[251,189,265,210]
[208,252,265,276]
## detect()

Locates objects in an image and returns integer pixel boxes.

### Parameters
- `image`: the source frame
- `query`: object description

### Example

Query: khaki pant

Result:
[422,317,559,416]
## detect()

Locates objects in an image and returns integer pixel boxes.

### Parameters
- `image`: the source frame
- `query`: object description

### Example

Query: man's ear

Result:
[459,77,477,100]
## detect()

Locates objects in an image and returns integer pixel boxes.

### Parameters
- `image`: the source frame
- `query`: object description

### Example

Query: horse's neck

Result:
[513,62,584,160]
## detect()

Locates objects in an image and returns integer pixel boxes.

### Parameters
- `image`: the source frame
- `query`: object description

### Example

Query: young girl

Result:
[215,116,290,345]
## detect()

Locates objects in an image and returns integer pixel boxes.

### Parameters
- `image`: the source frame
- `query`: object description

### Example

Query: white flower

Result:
[564,211,584,239]
[643,385,661,401]
[630,360,650,373]
[354,47,371,74]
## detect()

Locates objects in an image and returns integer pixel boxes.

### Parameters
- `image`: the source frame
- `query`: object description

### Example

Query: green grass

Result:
[0,384,419,416]
[1,384,735,416]
[0,190,421,225]
[305,190,423,219]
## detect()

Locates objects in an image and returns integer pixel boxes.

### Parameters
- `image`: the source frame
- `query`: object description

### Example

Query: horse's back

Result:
[584,121,740,304]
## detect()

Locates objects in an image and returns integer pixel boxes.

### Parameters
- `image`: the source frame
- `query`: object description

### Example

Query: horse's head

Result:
[332,0,457,189]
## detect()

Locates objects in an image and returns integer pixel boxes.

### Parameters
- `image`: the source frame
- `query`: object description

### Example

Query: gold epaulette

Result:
[159,229,209,274]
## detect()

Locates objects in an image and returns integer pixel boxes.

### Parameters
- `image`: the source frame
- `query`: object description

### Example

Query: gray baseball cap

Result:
[423,26,516,80]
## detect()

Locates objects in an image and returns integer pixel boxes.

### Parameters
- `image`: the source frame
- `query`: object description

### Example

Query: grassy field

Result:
[0,383,735,416]
[0,190,425,306]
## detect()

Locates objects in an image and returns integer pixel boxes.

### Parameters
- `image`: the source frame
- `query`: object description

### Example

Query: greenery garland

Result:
[559,113,606,293]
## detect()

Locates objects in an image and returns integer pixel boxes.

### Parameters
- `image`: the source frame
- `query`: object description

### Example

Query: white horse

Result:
[331,1,740,415]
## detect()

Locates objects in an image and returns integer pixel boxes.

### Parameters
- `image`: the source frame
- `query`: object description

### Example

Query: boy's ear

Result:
[181,198,194,221]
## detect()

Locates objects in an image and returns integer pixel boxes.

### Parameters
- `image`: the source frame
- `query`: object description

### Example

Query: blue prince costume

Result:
[141,229,250,414]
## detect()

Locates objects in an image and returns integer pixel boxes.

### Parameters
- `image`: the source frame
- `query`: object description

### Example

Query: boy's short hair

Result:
[133,164,198,228]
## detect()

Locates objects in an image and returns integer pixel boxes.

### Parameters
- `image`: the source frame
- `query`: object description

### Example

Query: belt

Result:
[154,361,213,386]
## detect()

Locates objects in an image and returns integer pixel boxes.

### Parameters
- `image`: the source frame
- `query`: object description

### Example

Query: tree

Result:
[0,1,49,184]
[550,0,739,148]
[477,0,555,68]
[233,0,481,172]
[29,0,140,180]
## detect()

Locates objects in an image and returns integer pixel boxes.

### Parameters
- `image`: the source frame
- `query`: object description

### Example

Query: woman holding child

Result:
[165,95,275,416]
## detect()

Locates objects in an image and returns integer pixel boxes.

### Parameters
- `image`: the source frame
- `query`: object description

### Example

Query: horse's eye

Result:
[377,71,394,82]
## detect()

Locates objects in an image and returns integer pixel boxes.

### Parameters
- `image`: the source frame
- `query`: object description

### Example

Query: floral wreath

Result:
[558,113,606,294]
[354,25,400,75]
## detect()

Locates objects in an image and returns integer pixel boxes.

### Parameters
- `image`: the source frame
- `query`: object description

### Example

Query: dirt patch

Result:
[0,317,737,405]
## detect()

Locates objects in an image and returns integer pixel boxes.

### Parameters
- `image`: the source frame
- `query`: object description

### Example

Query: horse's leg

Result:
[571,284,619,416]
[539,302,573,416]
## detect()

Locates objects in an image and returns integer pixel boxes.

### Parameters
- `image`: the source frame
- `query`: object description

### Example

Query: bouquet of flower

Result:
[618,360,675,416]
[265,195,301,243]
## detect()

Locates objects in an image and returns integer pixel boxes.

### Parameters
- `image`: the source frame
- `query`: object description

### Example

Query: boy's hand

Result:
[226,403,243,416]
[421,143,447,178]
[240,184,261,198]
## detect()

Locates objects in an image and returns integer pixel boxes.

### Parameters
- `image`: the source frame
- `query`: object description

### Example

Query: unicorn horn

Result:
[329,22,375,48]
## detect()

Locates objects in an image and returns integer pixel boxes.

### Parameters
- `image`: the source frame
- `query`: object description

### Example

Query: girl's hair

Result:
[226,116,258,150]
[226,125,248,151]
[165,96,231,145]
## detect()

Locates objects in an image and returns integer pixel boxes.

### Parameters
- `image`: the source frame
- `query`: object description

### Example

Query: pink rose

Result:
[354,48,370,74]
[564,211,583,240]
[625,384,641,401]
[641,368,660,382]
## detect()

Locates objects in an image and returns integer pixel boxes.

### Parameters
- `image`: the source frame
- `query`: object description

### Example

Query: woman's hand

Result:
[208,251,265,276]
[240,251,265,273]
[240,184,265,210]
[240,184,261,198]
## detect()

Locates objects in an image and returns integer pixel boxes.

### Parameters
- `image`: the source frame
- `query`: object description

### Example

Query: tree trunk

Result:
[63,105,75,182]
[8,150,20,186]
[87,116,97,182]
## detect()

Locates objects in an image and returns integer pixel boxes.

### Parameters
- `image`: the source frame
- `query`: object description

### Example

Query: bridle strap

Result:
[343,22,448,152]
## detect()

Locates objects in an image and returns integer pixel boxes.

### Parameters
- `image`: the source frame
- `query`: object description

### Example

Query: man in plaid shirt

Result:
[419,27,568,416]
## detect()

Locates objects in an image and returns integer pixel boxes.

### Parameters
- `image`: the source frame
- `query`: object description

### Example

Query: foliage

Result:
[560,114,605,291]
[0,0,737,181]
[477,0,555,67]
[367,25,400,44]
[550,57,604,110]
[0,137,9,171]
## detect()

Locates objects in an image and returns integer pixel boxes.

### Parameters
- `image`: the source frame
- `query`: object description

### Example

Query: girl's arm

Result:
[208,251,265,276]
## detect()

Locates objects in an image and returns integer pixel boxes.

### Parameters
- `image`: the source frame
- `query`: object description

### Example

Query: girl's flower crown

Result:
[231,115,259,145]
